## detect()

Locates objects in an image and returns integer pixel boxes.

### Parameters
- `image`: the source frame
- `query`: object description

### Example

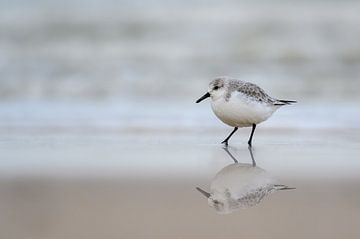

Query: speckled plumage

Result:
[196,76,296,146]
[212,77,277,104]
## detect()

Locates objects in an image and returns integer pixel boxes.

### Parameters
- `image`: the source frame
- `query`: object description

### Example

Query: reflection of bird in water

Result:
[196,147,294,214]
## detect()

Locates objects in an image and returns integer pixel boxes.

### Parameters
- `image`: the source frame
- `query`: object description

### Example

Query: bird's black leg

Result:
[222,147,238,163]
[248,145,256,166]
[221,127,238,146]
[247,124,256,147]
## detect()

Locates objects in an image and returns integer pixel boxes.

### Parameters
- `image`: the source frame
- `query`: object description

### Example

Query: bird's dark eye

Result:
[213,86,219,90]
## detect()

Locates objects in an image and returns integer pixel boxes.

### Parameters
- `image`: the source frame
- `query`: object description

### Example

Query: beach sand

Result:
[1,129,359,239]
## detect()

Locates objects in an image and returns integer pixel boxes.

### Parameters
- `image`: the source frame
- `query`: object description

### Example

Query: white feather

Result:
[211,91,278,127]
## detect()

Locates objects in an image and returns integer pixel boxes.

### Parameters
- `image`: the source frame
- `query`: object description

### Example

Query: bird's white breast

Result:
[210,163,275,199]
[210,92,277,127]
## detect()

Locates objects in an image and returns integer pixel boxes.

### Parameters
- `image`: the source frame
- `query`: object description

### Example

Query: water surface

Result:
[1,128,359,239]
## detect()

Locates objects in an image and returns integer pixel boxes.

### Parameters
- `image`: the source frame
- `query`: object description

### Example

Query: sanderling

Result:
[196,76,296,146]
[196,147,294,214]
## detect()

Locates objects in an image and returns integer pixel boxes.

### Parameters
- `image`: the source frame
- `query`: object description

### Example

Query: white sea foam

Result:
[0,100,359,131]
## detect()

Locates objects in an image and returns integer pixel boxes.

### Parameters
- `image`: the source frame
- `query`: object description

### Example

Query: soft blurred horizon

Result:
[1,0,360,102]
[1,0,360,132]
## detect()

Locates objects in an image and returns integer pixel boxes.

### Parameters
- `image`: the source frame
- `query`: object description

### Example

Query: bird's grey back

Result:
[226,79,275,104]
[236,186,276,208]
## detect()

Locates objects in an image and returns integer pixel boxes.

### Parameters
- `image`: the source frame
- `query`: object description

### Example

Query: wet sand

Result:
[1,129,360,239]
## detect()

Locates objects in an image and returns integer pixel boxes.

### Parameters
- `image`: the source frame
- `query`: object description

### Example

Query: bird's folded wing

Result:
[236,82,274,104]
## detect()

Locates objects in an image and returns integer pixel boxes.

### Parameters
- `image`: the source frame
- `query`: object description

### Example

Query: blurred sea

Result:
[1,0,360,101]
[1,0,360,131]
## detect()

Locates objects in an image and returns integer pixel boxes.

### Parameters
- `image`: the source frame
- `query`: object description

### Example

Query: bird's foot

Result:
[247,141,252,147]
[221,140,229,147]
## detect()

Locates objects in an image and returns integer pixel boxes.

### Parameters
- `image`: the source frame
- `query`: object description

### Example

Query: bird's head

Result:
[196,77,228,103]
[196,187,230,214]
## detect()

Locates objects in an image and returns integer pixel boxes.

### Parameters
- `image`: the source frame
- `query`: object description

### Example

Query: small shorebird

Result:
[196,147,295,214]
[196,76,296,146]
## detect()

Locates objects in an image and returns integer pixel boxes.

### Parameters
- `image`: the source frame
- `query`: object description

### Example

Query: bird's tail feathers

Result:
[274,99,297,106]
[274,184,296,191]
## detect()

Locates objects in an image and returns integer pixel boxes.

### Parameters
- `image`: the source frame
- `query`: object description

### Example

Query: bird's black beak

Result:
[196,92,210,103]
[196,187,211,198]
